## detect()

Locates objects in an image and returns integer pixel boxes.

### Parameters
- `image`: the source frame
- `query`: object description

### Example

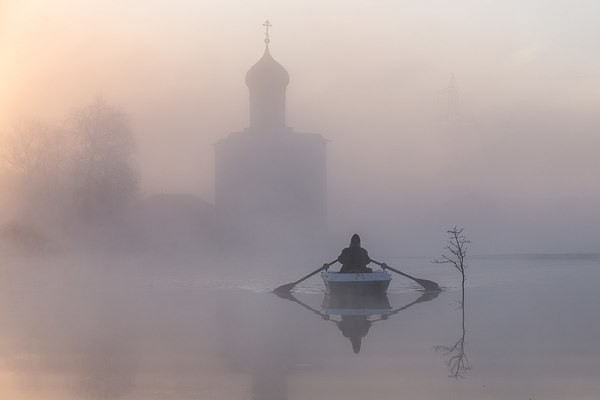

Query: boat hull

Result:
[321,271,392,296]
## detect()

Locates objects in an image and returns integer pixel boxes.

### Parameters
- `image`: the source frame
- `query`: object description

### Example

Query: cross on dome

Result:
[245,19,289,130]
[263,20,272,44]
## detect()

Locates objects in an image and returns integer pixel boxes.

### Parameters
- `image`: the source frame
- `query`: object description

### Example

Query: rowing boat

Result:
[320,270,392,295]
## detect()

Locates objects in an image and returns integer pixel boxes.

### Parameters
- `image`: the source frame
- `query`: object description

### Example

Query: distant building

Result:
[214,23,327,252]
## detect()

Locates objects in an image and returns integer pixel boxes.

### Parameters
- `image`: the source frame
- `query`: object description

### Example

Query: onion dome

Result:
[245,45,290,90]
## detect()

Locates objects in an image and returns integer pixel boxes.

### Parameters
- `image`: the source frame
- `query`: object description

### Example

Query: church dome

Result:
[245,45,290,90]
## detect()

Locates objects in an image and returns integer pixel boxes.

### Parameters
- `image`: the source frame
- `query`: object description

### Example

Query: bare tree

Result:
[69,98,139,222]
[1,118,64,187]
[1,118,67,223]
[433,227,470,293]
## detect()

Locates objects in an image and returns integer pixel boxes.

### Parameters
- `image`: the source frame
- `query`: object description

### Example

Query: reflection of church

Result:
[215,22,327,251]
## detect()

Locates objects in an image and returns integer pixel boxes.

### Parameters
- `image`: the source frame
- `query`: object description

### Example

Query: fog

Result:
[4,4,600,399]
[2,1,600,258]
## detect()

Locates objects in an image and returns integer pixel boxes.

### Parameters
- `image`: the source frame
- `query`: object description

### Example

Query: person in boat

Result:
[331,234,373,274]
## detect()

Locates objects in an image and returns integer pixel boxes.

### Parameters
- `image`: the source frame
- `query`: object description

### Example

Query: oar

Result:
[274,260,337,294]
[371,260,441,292]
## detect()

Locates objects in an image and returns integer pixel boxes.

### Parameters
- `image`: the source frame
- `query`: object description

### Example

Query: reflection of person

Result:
[337,316,372,353]
[336,234,372,273]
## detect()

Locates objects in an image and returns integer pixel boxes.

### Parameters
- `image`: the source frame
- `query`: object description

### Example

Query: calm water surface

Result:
[1,255,599,399]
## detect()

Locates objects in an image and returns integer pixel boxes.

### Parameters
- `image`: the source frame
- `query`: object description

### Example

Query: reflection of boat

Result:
[322,292,391,316]
[324,293,391,353]
[320,271,392,295]
[276,291,439,354]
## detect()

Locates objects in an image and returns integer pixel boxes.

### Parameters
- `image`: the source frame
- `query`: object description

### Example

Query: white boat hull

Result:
[321,271,392,295]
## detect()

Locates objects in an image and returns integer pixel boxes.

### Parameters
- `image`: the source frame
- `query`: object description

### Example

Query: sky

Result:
[1,0,600,254]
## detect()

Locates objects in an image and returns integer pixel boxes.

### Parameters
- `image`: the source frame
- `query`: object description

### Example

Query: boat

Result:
[320,270,392,295]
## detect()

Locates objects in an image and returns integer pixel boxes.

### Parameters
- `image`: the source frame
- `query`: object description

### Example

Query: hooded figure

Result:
[337,234,372,273]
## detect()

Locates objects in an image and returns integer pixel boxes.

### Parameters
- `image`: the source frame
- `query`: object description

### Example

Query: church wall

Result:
[215,132,326,250]
[249,89,286,131]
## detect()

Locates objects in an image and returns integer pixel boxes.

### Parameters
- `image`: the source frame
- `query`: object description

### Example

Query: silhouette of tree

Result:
[434,227,470,295]
[69,98,139,222]
[1,118,67,227]
[1,118,65,189]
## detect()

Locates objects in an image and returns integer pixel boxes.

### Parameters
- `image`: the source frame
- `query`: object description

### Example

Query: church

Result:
[214,22,327,252]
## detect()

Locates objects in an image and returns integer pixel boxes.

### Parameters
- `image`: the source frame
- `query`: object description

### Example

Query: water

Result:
[1,255,599,399]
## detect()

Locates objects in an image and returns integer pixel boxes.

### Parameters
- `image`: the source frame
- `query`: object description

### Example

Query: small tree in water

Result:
[433,227,470,293]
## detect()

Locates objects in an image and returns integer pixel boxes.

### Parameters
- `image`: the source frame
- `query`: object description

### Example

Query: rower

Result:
[328,234,373,274]
[276,233,440,293]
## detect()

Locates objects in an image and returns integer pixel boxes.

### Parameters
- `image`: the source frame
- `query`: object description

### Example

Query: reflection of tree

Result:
[434,287,470,378]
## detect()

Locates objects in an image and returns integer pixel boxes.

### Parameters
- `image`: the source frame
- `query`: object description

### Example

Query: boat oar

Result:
[274,260,337,294]
[371,260,441,292]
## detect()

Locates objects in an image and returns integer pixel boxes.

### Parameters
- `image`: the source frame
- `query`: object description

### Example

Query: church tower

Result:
[214,21,327,253]
[245,20,289,133]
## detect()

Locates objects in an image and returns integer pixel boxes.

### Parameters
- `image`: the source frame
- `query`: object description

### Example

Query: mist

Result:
[3,1,599,257]
[2,3,600,399]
